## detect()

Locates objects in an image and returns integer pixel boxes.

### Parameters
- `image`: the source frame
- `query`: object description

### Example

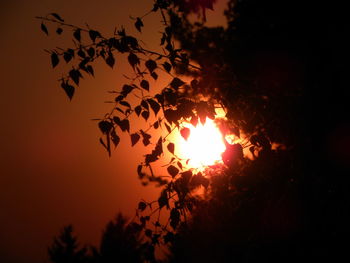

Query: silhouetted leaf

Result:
[89,30,101,42]
[115,107,124,114]
[167,143,175,154]
[111,130,120,147]
[167,165,179,178]
[153,120,159,129]
[141,110,150,121]
[78,57,89,70]
[140,80,149,91]
[140,130,152,146]
[145,153,157,165]
[144,137,163,165]
[113,116,121,125]
[98,120,113,134]
[50,13,64,22]
[40,22,48,35]
[115,95,124,103]
[142,137,151,146]
[190,115,198,127]
[141,100,149,110]
[137,164,143,177]
[147,99,160,116]
[151,72,158,80]
[124,35,138,49]
[155,137,163,156]
[170,77,185,90]
[77,49,85,58]
[162,62,171,72]
[180,127,190,141]
[100,49,106,58]
[63,50,73,63]
[164,122,171,133]
[51,52,59,68]
[121,84,134,97]
[109,37,118,49]
[145,60,157,73]
[56,27,63,35]
[177,161,183,170]
[118,119,130,132]
[73,29,81,41]
[138,201,147,211]
[86,65,94,76]
[87,47,95,57]
[134,105,142,116]
[119,100,131,108]
[128,52,140,69]
[61,81,74,100]
[135,17,144,32]
[131,133,140,146]
[106,53,115,68]
[99,137,107,149]
[155,93,164,105]
[106,134,111,156]
[69,69,82,85]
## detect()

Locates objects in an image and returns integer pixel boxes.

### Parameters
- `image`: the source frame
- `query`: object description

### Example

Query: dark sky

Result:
[0,1,226,262]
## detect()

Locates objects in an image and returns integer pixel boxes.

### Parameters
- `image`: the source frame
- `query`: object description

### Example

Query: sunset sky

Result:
[0,1,227,262]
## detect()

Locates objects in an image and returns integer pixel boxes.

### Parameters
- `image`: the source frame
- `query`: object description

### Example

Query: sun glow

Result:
[177,118,226,169]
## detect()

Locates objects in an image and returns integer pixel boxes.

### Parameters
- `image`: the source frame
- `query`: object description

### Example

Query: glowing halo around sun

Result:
[176,118,226,169]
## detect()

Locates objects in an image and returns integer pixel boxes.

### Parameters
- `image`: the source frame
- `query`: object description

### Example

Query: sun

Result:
[176,117,226,169]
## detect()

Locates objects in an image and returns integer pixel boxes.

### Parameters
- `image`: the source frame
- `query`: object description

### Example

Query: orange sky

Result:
[0,1,227,262]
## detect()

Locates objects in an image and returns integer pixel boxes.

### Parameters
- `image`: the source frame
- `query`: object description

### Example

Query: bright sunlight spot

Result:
[177,118,226,169]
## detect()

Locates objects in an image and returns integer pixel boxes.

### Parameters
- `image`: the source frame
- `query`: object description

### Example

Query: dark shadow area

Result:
[168,0,350,261]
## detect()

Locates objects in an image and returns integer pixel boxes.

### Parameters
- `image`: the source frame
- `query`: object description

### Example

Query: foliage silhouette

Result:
[39,0,349,262]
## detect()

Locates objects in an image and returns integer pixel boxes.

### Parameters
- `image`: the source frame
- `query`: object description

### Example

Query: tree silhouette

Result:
[48,213,149,263]
[97,213,145,262]
[40,0,349,262]
[48,225,89,263]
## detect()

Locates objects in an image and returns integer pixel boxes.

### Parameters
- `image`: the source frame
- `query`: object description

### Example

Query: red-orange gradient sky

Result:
[0,1,227,262]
